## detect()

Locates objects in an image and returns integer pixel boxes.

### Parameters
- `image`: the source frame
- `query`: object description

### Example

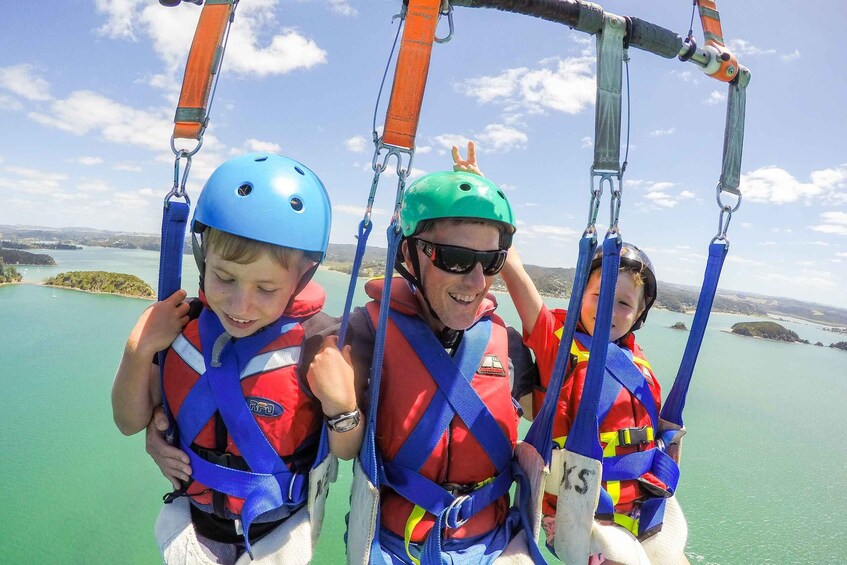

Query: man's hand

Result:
[146,406,192,489]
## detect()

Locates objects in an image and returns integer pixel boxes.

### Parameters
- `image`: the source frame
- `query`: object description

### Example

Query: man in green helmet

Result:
[308,143,541,564]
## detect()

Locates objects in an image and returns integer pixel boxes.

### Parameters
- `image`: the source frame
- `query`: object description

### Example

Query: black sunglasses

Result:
[414,238,507,276]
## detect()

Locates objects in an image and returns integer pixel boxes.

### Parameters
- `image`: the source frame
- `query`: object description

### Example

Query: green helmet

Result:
[399,171,516,247]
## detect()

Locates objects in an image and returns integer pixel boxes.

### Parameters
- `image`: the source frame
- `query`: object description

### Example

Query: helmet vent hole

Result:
[459,183,472,191]
[255,156,268,162]
[497,190,506,199]
[290,197,304,212]
[237,183,253,196]
[294,166,305,176]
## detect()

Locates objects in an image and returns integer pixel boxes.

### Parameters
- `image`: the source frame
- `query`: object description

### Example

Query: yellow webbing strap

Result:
[404,505,427,565]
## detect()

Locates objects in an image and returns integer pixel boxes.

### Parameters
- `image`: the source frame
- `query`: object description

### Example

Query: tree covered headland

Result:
[45,271,154,298]
[0,259,22,283]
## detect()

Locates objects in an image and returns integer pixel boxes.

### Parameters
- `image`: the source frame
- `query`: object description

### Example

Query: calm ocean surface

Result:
[1,247,845,563]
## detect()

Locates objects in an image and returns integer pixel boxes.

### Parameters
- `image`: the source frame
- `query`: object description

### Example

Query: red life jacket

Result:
[162,282,325,517]
[363,278,519,542]
[536,309,664,517]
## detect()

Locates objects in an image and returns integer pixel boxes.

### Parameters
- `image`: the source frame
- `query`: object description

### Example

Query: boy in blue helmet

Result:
[112,153,361,564]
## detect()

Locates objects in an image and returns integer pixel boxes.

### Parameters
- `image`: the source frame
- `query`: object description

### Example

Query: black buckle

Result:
[618,426,650,447]
[442,482,476,496]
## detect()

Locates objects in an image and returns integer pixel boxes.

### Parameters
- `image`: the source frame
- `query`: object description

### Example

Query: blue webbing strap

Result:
[362,225,404,484]
[525,236,597,463]
[389,314,512,470]
[176,310,304,557]
[157,200,190,440]
[338,218,373,348]
[565,236,621,460]
[660,241,728,427]
[389,312,504,472]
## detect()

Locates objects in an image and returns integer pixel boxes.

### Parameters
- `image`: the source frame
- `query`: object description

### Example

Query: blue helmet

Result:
[192,152,331,260]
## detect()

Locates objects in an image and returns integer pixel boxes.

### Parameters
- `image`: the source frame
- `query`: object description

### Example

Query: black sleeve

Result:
[507,325,539,401]
[297,311,342,395]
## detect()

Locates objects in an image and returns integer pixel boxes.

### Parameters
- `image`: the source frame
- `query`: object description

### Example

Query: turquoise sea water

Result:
[2,247,845,563]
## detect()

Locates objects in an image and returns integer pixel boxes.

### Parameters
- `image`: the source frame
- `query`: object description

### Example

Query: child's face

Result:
[203,246,301,338]
[580,269,645,342]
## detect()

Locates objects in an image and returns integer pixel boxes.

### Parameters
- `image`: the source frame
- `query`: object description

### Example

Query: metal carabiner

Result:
[434,3,454,44]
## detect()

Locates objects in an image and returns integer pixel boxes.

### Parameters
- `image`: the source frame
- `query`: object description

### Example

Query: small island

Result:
[670,322,688,331]
[831,341,847,352]
[0,248,56,265]
[45,271,154,299]
[730,321,808,343]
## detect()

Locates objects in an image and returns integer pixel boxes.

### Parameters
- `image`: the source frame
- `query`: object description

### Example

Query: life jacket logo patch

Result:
[478,354,506,377]
[246,396,284,418]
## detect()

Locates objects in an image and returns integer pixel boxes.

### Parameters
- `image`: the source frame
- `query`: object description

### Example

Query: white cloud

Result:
[0,166,69,196]
[519,223,580,241]
[781,50,801,63]
[244,138,282,153]
[77,179,112,193]
[456,56,595,116]
[94,0,146,40]
[344,135,368,153]
[581,136,593,149]
[101,1,327,87]
[741,165,847,204]
[727,39,776,57]
[649,127,676,137]
[433,134,471,153]
[114,162,143,172]
[329,0,357,17]
[813,211,847,236]
[334,204,389,217]
[0,64,52,101]
[477,124,528,153]
[27,90,172,151]
[416,145,432,155]
[706,90,726,106]
[70,156,104,166]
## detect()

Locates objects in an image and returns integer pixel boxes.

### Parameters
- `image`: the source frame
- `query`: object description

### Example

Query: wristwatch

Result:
[326,409,361,433]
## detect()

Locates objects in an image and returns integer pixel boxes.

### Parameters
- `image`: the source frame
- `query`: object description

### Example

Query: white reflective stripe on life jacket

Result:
[172,333,206,375]
[240,346,301,380]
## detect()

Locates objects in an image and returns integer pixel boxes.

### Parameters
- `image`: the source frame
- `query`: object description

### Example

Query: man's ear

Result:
[398,239,418,278]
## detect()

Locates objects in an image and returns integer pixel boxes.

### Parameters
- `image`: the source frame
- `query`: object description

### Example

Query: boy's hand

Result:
[307,335,357,417]
[127,289,190,357]
[146,406,192,489]
[452,141,483,177]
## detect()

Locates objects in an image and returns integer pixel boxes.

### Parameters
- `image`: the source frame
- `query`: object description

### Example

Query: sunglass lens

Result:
[437,246,477,274]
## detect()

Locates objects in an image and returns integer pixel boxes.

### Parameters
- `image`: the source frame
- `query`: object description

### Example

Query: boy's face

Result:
[408,220,501,331]
[204,246,302,338]
[580,269,645,342]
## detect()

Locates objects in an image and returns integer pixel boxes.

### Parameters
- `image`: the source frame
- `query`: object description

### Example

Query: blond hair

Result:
[203,227,309,271]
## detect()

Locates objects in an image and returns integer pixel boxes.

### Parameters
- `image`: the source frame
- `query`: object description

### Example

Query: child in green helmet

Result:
[112,153,361,564]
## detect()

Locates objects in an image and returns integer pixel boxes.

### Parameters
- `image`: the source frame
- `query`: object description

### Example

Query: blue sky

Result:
[2,1,846,308]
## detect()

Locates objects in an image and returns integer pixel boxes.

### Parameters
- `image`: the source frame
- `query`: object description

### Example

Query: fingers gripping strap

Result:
[382,0,443,149]
[173,0,237,140]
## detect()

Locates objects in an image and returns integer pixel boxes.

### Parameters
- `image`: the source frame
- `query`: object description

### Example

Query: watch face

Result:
[328,410,360,433]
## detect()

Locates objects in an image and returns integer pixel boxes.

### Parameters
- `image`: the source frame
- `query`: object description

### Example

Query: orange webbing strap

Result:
[381,0,443,150]
[173,0,237,141]
[697,0,738,83]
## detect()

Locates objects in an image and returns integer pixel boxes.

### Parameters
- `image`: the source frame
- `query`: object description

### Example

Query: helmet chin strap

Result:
[395,238,446,330]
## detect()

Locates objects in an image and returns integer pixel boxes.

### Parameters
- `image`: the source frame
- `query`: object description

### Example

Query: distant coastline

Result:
[3,224,847,328]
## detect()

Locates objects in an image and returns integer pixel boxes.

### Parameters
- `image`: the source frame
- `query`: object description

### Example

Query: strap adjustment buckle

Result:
[617,426,654,447]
